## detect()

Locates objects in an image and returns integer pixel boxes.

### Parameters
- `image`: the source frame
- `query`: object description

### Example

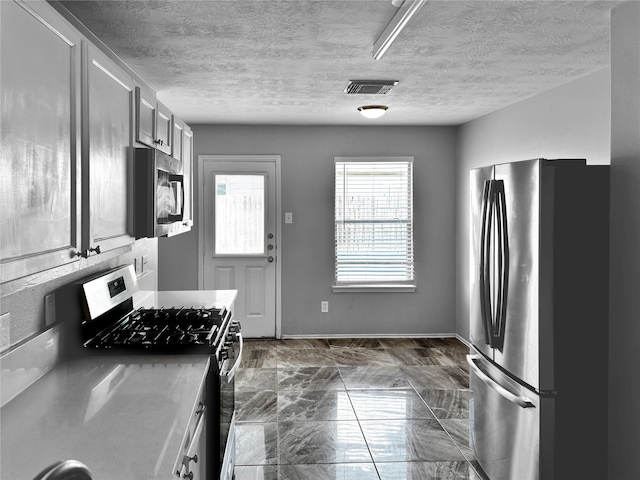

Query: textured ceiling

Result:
[60,0,618,126]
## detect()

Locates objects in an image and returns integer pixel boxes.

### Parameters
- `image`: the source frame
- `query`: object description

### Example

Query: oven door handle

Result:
[221,332,243,384]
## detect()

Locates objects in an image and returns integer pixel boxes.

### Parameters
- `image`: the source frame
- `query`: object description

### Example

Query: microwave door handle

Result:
[176,182,183,215]
[479,180,492,346]
[170,181,183,216]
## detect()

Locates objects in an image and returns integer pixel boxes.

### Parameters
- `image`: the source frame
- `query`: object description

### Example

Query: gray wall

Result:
[455,68,611,340]
[608,2,640,478]
[159,125,458,337]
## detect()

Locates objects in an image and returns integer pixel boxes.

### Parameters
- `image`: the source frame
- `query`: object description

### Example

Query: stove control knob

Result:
[229,322,241,333]
[220,349,229,361]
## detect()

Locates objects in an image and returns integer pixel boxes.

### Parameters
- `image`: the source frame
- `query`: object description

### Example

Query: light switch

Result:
[285,212,293,224]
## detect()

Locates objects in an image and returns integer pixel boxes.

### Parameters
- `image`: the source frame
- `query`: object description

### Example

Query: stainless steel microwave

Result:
[134,148,192,238]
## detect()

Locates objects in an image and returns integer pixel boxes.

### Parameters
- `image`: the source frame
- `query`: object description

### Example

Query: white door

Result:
[200,156,279,338]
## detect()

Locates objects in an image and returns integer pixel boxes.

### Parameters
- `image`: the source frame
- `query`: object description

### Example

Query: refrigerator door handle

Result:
[493,180,509,349]
[479,180,493,346]
[467,354,535,409]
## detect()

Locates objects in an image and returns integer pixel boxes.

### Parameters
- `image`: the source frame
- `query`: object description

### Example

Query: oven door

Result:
[217,330,243,480]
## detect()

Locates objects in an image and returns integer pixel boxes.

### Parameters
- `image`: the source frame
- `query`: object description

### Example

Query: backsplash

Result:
[0,237,158,359]
[0,324,61,407]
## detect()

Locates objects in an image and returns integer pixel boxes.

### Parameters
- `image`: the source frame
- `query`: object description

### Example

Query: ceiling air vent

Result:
[344,80,399,95]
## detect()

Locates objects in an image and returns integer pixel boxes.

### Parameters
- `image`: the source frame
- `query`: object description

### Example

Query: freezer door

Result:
[493,159,546,392]
[468,353,551,480]
[469,166,495,360]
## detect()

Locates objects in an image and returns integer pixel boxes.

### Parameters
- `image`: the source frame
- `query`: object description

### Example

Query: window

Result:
[333,157,415,292]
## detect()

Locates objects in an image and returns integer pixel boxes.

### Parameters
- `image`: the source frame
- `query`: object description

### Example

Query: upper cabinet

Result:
[82,43,136,255]
[1,0,193,284]
[135,87,172,155]
[135,86,156,149]
[0,0,83,283]
[155,102,173,155]
[172,117,185,163]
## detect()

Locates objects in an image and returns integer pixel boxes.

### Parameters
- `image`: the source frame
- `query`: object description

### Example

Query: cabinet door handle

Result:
[84,245,101,257]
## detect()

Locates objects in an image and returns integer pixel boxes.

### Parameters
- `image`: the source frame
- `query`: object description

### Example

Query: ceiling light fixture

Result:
[373,0,428,60]
[358,105,388,118]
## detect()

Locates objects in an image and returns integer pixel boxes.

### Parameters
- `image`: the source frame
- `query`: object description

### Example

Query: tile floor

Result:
[234,337,486,480]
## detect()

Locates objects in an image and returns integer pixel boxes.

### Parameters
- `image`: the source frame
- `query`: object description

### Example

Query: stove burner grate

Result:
[86,306,227,350]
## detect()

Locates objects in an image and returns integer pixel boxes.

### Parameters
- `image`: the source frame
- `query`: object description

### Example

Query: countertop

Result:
[0,289,238,480]
[1,354,210,480]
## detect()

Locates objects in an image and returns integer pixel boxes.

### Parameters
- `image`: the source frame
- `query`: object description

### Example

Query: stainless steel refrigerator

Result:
[468,158,609,480]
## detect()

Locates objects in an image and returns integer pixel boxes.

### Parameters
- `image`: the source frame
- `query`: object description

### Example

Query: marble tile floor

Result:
[234,337,487,480]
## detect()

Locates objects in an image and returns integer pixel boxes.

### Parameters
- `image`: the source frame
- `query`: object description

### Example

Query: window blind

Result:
[334,158,414,284]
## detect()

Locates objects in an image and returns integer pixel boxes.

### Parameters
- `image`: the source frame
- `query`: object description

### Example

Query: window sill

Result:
[332,284,416,293]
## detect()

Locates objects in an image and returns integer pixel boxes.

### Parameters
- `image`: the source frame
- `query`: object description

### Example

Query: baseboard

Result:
[280,333,459,340]
[455,334,472,348]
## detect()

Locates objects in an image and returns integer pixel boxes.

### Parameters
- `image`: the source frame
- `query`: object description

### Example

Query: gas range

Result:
[75,265,241,480]
[83,306,229,351]
[78,266,239,363]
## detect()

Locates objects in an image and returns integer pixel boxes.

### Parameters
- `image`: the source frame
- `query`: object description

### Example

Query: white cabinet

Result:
[135,86,156,149]
[1,0,192,284]
[82,43,136,255]
[135,87,172,155]
[0,0,83,282]
[155,101,173,155]
[174,373,207,480]
[172,116,185,162]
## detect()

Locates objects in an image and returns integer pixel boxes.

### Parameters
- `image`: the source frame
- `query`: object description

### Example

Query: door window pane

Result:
[214,174,265,254]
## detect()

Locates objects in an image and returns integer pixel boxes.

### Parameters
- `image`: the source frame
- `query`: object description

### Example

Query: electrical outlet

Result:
[142,255,149,272]
[45,294,56,327]
[321,301,329,313]
[0,312,10,353]
[285,212,293,224]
